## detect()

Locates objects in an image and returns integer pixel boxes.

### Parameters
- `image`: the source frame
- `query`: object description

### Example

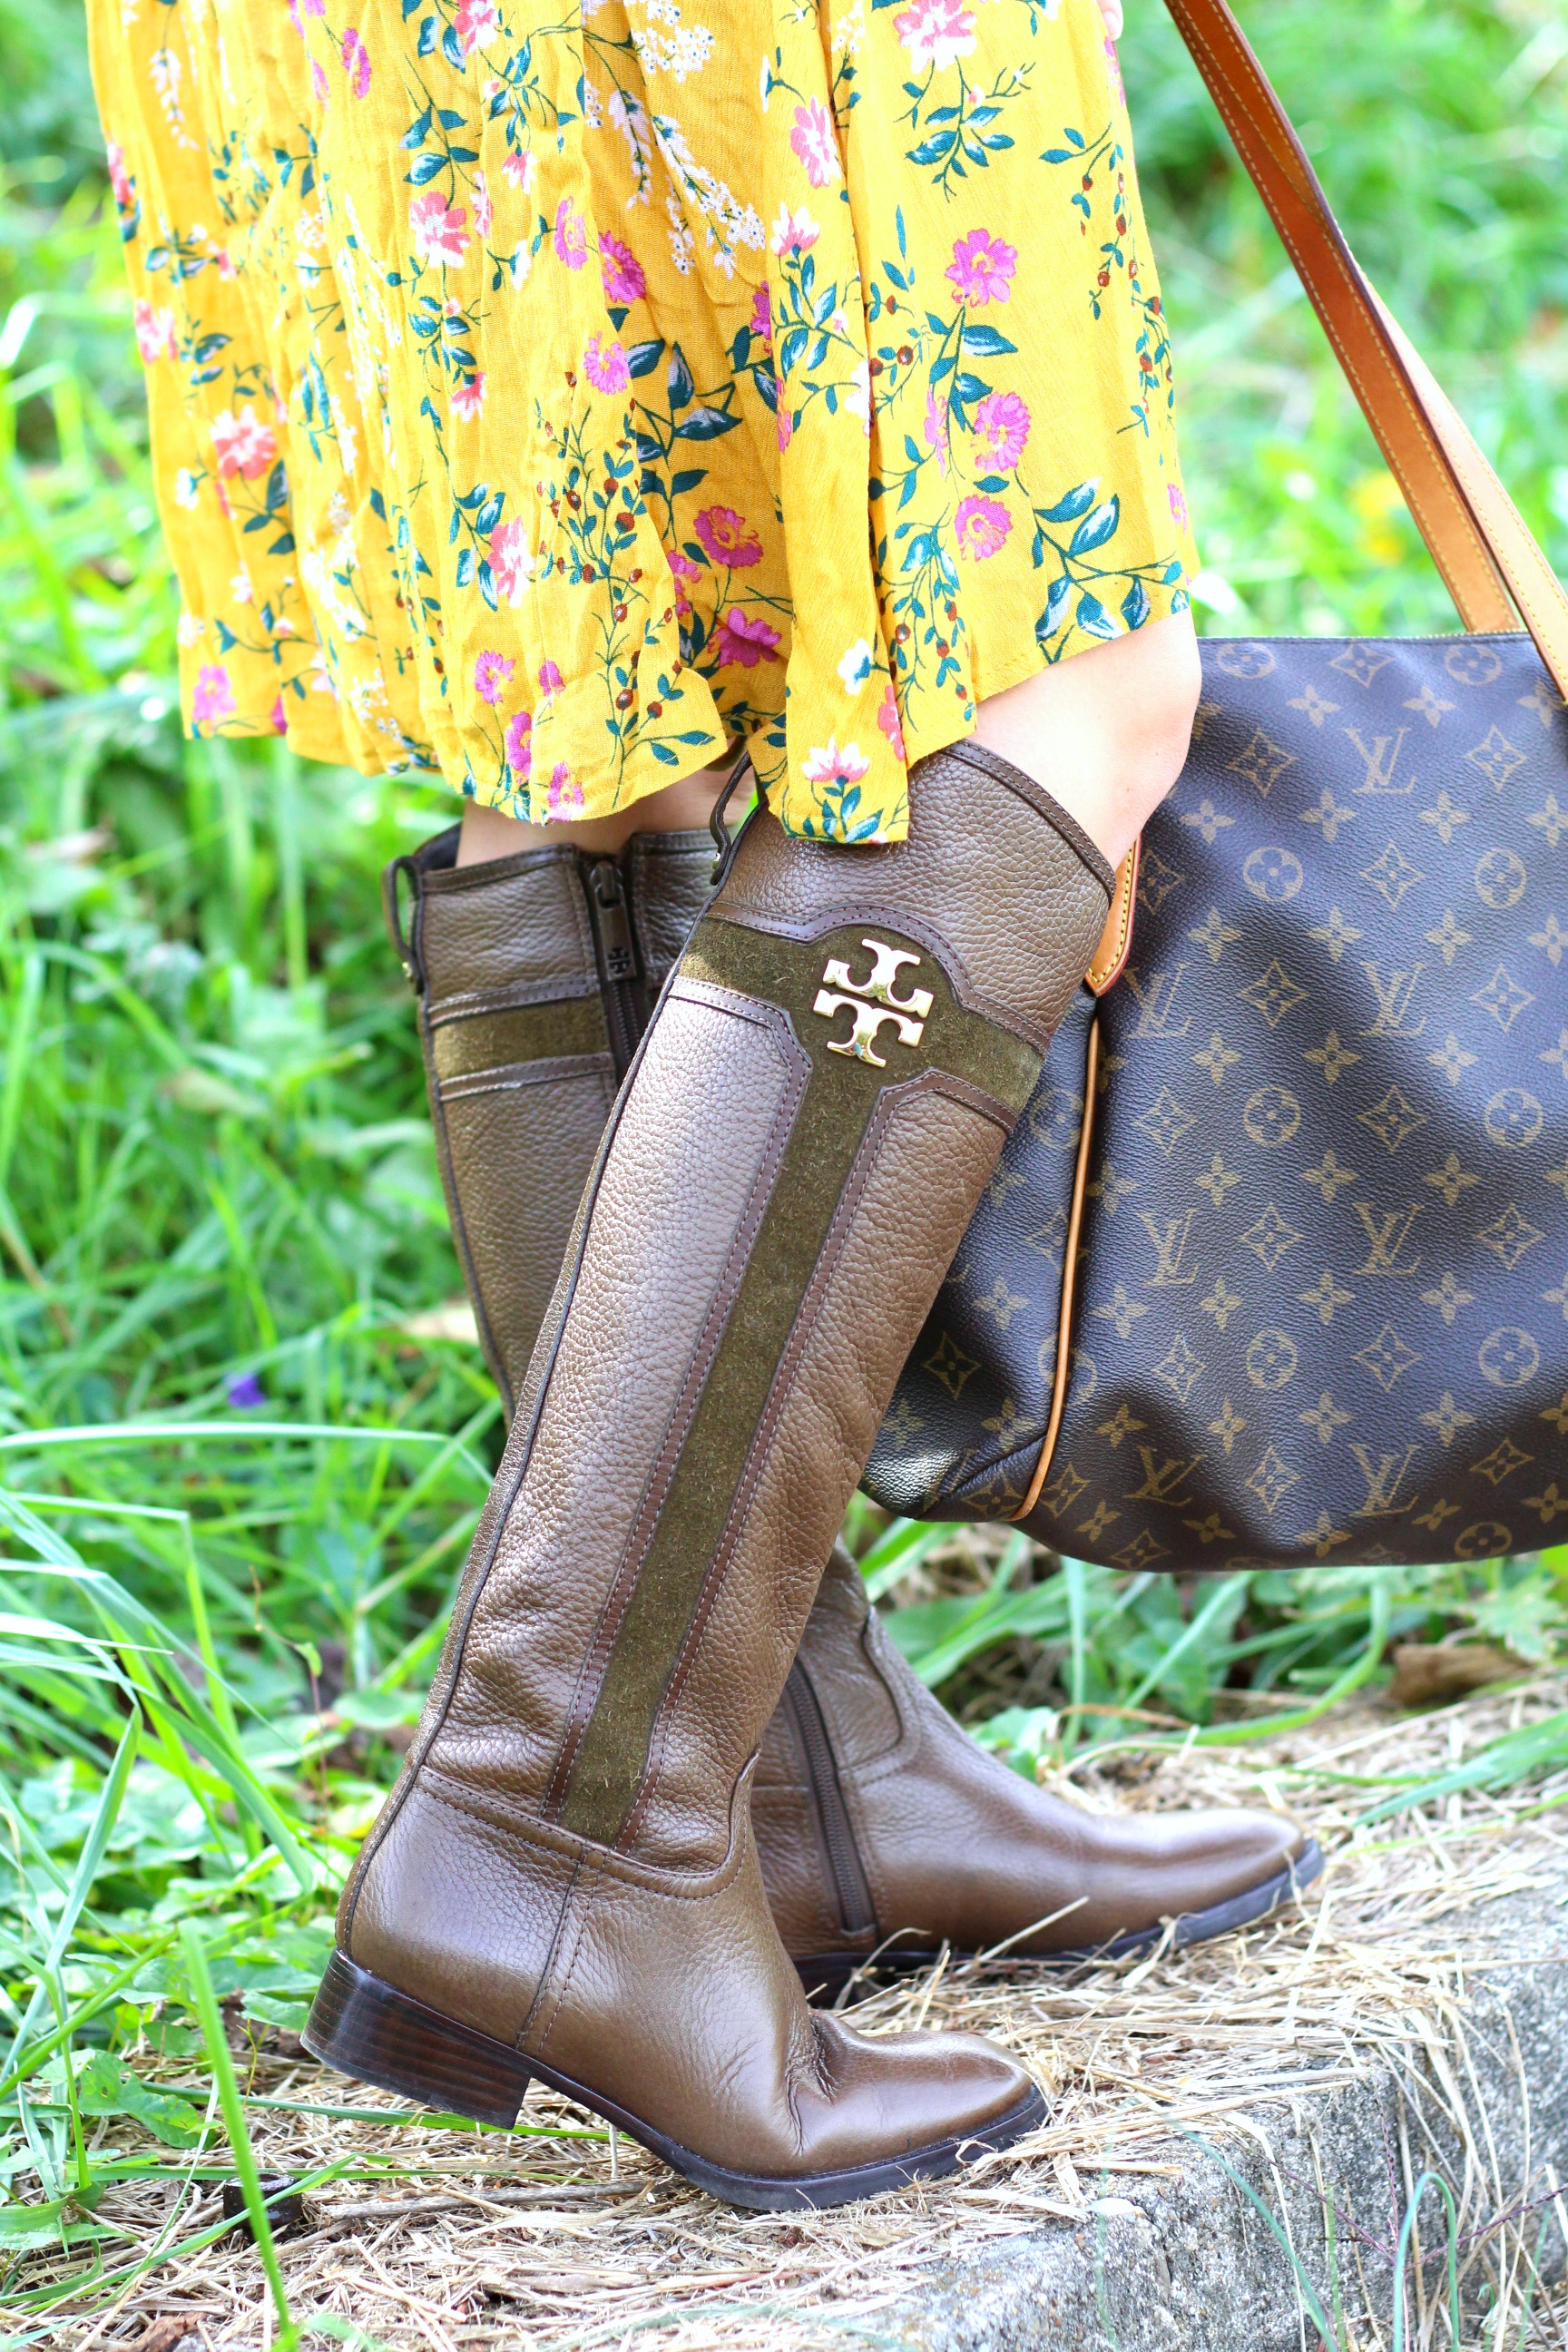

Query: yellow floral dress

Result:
[88,0,1198,843]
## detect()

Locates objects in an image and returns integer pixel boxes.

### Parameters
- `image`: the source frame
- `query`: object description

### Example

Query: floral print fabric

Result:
[89,0,1198,842]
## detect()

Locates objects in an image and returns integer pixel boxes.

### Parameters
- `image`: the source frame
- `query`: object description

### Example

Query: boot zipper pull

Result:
[588,860,637,985]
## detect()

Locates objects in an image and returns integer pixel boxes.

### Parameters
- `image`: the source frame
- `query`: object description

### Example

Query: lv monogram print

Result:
[865,634,1568,1570]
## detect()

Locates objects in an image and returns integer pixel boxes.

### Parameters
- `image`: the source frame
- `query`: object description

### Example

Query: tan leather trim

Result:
[1164,0,1568,696]
[1084,839,1139,996]
[1012,1017,1101,1524]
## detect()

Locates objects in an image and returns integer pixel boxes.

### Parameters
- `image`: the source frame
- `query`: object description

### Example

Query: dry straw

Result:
[19,1678,1568,2352]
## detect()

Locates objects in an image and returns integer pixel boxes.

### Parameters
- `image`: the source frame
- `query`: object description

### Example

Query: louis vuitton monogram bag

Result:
[863,0,1568,1572]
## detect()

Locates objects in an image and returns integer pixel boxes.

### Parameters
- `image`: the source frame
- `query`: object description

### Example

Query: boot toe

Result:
[1166,1805,1308,1900]
[799,2013,1042,2173]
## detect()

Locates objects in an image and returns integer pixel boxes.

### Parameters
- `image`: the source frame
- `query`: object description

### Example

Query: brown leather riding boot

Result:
[759,1544,1318,1998]
[383,823,714,1400]
[307,742,1111,2206]
[387,822,1317,2000]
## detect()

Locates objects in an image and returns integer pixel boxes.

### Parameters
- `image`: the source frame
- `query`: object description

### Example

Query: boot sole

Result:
[793,1837,1325,2004]
[302,1949,1046,2212]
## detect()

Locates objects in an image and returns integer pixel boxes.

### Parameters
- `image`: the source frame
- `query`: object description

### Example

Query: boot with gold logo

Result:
[385,803,1317,2013]
[306,743,1128,2206]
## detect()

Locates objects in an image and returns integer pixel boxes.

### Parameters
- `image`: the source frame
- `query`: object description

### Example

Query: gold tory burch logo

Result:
[812,938,933,1067]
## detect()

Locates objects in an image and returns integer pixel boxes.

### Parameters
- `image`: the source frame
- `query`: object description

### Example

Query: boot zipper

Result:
[583,857,642,1081]
[783,1662,877,1939]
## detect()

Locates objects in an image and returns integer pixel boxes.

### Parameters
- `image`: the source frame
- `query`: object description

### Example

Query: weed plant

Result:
[0,0,1565,2320]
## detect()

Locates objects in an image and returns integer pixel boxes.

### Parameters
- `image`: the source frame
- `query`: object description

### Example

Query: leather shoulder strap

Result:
[1164,0,1568,701]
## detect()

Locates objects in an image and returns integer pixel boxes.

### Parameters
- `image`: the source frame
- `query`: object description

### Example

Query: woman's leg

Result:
[457,608,1201,878]
[456,757,736,867]
[972,611,1202,871]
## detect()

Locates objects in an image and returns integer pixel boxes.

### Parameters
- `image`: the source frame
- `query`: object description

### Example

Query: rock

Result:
[881,1877,1568,2350]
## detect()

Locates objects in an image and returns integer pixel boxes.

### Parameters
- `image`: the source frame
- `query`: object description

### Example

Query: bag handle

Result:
[1162,0,1568,701]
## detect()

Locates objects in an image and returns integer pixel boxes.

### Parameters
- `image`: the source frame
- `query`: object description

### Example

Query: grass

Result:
[0,0,1565,2328]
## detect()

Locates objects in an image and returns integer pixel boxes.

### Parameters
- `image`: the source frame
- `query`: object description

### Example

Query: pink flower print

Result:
[270,695,289,734]
[490,517,534,606]
[600,233,646,307]
[554,198,588,270]
[667,548,702,583]
[310,57,330,105]
[877,683,906,762]
[105,142,133,211]
[946,229,1016,308]
[191,664,235,729]
[789,99,841,189]
[802,738,871,789]
[545,762,584,819]
[455,0,498,53]
[694,506,764,568]
[1168,481,1189,531]
[450,372,486,419]
[133,299,176,361]
[211,405,278,480]
[474,650,514,706]
[409,191,471,268]
[973,388,1030,471]
[583,332,631,396]
[750,281,773,350]
[538,659,564,699]
[1103,34,1125,104]
[341,27,371,95]
[776,396,793,453]
[472,171,492,236]
[503,149,537,194]
[715,610,782,670]
[769,203,819,259]
[216,247,236,279]
[924,389,949,475]
[505,708,533,780]
[955,494,1012,561]
[894,0,976,71]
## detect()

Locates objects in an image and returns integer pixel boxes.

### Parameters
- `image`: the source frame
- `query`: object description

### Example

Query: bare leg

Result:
[460,612,1198,871]
[971,611,1201,869]
[457,756,737,867]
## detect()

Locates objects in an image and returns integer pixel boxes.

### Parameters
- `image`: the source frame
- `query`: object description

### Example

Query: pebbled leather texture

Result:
[753,1545,1303,1961]
[396,808,1306,1975]
[340,743,1108,2184]
[390,826,716,1403]
[864,632,1568,1568]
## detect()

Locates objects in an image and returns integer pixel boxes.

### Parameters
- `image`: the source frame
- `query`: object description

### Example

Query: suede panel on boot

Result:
[322,743,1100,2196]
[319,743,1104,2191]
[382,798,1309,2034]
[553,921,1039,1847]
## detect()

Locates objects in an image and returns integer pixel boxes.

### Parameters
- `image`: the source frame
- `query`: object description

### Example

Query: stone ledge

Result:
[882,1879,1568,2351]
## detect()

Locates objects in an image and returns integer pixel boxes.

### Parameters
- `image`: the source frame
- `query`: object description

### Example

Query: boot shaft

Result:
[386,747,1112,1880]
[386,825,716,1400]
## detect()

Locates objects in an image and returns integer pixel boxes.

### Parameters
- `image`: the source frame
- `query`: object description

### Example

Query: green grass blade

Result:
[179,1920,297,2349]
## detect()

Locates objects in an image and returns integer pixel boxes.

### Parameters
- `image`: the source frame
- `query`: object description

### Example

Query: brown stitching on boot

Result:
[524,1760,763,2065]
[430,997,609,1078]
[339,947,674,1953]
[627,1069,1019,1847]
[437,1050,616,1102]
[540,989,810,1822]
[701,900,1055,1055]
[925,740,1117,897]
[419,1762,754,1895]
[519,1842,595,2053]
[554,931,1038,1847]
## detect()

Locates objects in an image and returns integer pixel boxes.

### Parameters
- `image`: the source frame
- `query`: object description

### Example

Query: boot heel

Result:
[302,1950,532,2129]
